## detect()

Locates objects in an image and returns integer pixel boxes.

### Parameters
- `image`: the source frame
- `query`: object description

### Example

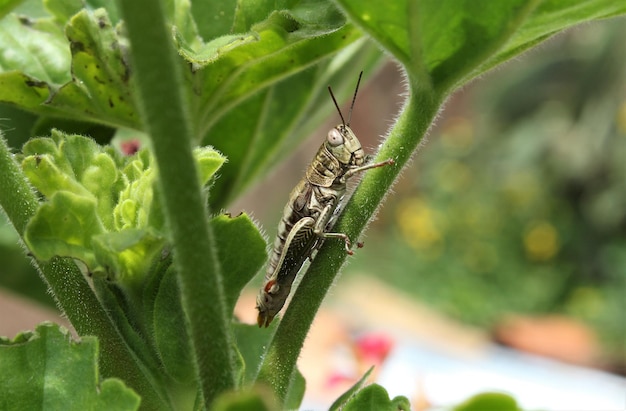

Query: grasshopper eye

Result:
[327,128,344,146]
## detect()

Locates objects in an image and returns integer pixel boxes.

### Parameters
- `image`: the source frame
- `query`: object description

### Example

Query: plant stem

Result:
[116,0,236,405]
[0,135,165,409]
[256,77,442,401]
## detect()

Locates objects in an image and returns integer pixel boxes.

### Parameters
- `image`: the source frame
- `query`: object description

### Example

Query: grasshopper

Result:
[256,72,394,327]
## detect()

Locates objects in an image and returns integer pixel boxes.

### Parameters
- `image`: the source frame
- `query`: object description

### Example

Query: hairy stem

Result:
[116,0,237,405]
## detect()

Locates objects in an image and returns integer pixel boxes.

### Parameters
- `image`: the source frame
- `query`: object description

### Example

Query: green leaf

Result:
[0,7,138,127]
[0,13,70,84]
[175,30,259,66]
[21,146,93,199]
[453,392,521,411]
[49,9,138,127]
[336,0,626,93]
[44,0,83,23]
[211,213,267,315]
[92,228,166,285]
[190,0,237,41]
[191,15,360,135]
[22,132,123,228]
[20,132,227,286]
[329,366,374,411]
[233,322,275,385]
[0,71,51,110]
[153,265,195,383]
[284,369,305,410]
[114,150,160,231]
[472,2,626,80]
[140,246,172,338]
[237,322,305,407]
[342,383,410,411]
[0,0,24,19]
[85,0,120,24]
[194,145,227,185]
[0,322,140,411]
[24,190,105,271]
[210,387,277,411]
[391,395,411,411]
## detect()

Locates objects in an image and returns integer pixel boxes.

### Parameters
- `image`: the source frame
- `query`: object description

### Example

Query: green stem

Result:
[0,135,165,409]
[116,0,236,406]
[256,77,442,401]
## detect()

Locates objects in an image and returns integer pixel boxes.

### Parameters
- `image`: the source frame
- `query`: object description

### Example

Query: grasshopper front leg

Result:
[340,158,395,184]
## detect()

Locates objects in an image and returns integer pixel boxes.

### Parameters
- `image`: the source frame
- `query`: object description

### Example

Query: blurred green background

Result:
[350,19,625,367]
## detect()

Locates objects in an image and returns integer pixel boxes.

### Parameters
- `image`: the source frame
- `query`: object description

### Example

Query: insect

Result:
[256,72,394,328]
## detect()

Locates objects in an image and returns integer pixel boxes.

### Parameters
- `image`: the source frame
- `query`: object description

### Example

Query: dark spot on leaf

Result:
[71,41,85,53]
[119,56,131,83]
[25,79,46,88]
[34,155,42,165]
[98,17,108,29]
[18,16,34,26]
[93,75,105,85]
[223,212,244,219]
[108,97,114,108]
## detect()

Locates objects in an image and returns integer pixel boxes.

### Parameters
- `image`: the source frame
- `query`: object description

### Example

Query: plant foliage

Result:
[0,0,624,409]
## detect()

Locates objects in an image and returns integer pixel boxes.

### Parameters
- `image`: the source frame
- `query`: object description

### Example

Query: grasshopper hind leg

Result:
[321,231,355,255]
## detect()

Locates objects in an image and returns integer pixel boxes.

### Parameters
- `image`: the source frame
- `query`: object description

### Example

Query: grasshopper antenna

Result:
[347,71,363,127]
[328,85,345,126]
[328,71,363,127]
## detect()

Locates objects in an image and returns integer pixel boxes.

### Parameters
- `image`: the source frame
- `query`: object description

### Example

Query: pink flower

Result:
[120,139,141,155]
[355,333,394,365]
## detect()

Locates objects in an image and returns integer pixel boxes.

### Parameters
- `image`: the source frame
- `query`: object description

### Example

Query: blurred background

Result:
[1,15,624,411]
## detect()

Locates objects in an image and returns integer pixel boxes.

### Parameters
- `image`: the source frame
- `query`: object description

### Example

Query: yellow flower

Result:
[523,221,559,262]
[395,197,443,259]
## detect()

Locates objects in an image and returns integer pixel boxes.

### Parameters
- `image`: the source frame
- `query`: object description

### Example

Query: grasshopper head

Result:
[326,72,367,167]
[326,124,366,167]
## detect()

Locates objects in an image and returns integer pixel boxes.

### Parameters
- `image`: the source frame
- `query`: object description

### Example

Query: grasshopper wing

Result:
[256,216,319,327]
